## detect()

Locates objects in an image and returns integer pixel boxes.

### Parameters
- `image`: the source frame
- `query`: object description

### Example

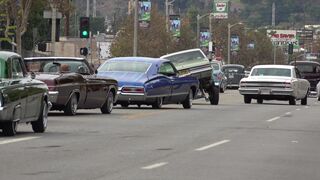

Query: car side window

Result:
[11,58,24,79]
[159,62,176,76]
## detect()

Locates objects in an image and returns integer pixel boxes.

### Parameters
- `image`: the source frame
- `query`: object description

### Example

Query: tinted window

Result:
[0,58,7,78]
[12,58,24,78]
[251,68,291,77]
[296,64,319,73]
[159,63,176,75]
[25,59,91,74]
[223,67,243,73]
[99,61,151,73]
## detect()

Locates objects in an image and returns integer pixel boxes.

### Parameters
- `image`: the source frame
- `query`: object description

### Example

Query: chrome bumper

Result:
[48,91,59,103]
[239,87,294,96]
[116,91,146,102]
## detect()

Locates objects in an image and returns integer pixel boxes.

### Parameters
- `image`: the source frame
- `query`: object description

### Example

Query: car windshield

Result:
[99,61,151,73]
[223,67,242,73]
[0,58,8,78]
[296,64,319,73]
[251,68,291,77]
[25,59,91,74]
[163,51,208,67]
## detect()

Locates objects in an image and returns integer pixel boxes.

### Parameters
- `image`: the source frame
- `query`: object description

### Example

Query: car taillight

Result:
[122,87,145,93]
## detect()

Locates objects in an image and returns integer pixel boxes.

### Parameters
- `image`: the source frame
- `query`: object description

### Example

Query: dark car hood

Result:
[97,71,148,87]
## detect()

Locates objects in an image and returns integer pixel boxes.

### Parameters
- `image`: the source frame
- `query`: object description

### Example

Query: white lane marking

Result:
[267,116,280,122]
[0,137,40,145]
[285,112,292,115]
[141,162,168,170]
[195,140,230,151]
[296,108,301,111]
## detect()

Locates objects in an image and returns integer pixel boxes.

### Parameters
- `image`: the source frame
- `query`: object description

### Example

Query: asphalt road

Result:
[0,90,320,180]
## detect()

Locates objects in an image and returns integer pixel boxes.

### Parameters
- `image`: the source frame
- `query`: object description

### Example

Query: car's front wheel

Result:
[32,100,48,133]
[209,86,219,105]
[182,90,193,109]
[101,91,114,114]
[64,94,78,116]
[244,95,251,104]
[2,121,17,136]
[289,96,296,105]
[257,98,263,104]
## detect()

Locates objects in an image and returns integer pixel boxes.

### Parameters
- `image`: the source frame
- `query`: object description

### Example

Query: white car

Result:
[239,65,310,105]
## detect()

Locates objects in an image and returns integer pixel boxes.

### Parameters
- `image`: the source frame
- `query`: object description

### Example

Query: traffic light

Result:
[288,43,293,54]
[79,17,90,38]
[80,47,88,56]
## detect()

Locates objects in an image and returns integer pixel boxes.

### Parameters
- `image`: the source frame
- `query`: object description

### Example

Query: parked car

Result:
[0,51,50,136]
[97,57,199,109]
[289,61,320,93]
[239,65,310,105]
[24,57,118,115]
[161,49,220,105]
[211,61,227,93]
[222,64,245,88]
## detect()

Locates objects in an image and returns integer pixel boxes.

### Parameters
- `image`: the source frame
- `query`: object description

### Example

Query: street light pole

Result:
[133,0,138,56]
[196,13,211,48]
[227,22,243,64]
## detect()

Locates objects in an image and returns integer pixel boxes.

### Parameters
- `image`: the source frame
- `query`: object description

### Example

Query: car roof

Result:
[24,57,85,61]
[253,64,294,69]
[0,51,21,60]
[160,48,205,59]
[290,61,320,65]
[108,57,170,64]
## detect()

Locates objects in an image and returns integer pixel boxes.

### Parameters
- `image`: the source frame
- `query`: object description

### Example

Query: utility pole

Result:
[50,3,57,56]
[93,0,96,17]
[165,0,175,32]
[86,0,90,17]
[272,2,276,64]
[272,2,275,27]
[133,0,138,56]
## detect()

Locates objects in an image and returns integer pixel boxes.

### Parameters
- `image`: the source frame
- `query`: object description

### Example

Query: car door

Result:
[9,57,30,121]
[159,62,189,102]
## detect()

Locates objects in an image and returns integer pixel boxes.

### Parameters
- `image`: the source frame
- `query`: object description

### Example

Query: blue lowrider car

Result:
[97,57,199,109]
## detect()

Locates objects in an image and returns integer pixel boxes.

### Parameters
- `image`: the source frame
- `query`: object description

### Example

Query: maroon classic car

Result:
[24,57,118,116]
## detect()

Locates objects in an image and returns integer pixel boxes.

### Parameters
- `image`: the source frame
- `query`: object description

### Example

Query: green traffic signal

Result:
[80,17,90,38]
[82,31,88,37]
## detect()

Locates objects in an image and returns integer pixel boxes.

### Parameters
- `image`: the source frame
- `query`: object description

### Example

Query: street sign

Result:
[213,0,229,19]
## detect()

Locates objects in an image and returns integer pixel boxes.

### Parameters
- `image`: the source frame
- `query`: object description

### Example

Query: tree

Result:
[1,0,33,54]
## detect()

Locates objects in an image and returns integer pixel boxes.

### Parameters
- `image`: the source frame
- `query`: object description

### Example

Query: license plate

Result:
[229,74,234,78]
[260,89,270,94]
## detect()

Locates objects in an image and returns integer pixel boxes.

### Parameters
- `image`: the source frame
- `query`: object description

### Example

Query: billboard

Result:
[139,0,151,28]
[231,35,240,51]
[267,29,299,51]
[169,15,181,38]
[213,0,229,19]
[200,29,211,48]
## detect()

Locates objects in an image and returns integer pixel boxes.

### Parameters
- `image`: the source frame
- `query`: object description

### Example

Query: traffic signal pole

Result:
[50,2,57,56]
